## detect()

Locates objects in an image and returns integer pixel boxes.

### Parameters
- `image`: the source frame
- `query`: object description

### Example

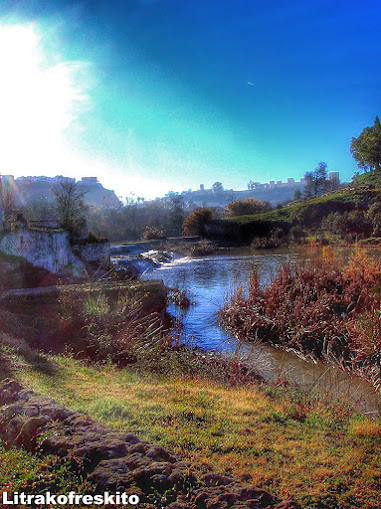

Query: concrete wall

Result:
[72,241,110,268]
[0,226,87,277]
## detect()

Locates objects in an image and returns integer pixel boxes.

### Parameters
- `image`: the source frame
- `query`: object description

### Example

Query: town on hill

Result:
[0,175,121,210]
[181,171,340,208]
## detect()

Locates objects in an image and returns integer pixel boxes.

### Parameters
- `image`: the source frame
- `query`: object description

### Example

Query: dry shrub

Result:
[189,240,216,256]
[224,198,270,217]
[182,208,214,236]
[350,308,381,390]
[56,288,170,366]
[220,248,381,380]
[141,226,166,240]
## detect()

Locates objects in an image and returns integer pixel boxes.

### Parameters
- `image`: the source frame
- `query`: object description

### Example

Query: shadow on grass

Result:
[0,333,59,381]
[0,352,14,380]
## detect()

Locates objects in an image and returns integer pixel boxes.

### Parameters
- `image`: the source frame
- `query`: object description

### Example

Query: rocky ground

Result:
[0,379,301,509]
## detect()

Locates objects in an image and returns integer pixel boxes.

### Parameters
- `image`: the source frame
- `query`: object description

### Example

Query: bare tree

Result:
[52,179,87,233]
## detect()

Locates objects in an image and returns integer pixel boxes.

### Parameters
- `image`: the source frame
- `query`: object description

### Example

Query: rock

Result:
[125,432,140,444]
[236,486,273,506]
[14,415,51,450]
[146,445,173,461]
[89,457,134,489]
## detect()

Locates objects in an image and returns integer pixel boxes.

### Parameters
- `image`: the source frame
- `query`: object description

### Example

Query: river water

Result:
[143,249,294,351]
[115,246,381,415]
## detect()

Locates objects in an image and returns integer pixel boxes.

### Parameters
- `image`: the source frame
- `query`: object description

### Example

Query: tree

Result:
[52,179,87,233]
[212,182,224,194]
[293,188,302,201]
[166,192,185,235]
[224,198,270,217]
[350,116,381,172]
[183,208,214,236]
[0,177,16,217]
[303,162,329,198]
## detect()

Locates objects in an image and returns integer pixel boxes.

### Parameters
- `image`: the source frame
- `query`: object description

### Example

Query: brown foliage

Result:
[224,198,270,217]
[182,208,214,236]
[220,248,381,387]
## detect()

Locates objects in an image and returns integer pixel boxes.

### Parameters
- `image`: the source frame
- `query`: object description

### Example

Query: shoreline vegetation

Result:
[220,246,381,393]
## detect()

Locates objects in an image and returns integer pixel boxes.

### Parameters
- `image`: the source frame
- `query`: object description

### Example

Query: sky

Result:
[0,0,380,200]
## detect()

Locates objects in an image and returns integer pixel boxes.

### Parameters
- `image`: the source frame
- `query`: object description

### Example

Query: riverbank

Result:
[220,246,381,393]
[1,342,381,508]
[1,245,381,508]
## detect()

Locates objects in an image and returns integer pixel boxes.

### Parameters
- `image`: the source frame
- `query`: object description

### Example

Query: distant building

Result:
[329,172,340,184]
[0,175,120,209]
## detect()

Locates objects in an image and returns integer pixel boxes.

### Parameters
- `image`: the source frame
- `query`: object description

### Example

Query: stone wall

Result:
[0,225,111,278]
[0,226,87,277]
[72,240,110,268]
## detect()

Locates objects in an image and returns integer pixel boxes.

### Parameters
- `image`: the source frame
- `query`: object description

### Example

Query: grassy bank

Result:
[206,171,381,245]
[1,342,380,508]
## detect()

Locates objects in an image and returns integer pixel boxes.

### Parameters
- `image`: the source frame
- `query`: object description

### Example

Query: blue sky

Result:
[0,0,380,199]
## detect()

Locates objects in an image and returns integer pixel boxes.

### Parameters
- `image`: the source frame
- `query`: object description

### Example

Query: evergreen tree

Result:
[293,188,302,201]
[212,182,224,194]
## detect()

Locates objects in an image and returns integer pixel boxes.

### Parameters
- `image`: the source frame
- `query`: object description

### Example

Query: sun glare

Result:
[0,23,89,174]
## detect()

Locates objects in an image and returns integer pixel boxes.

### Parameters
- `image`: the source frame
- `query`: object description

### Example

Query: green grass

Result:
[0,439,43,491]
[1,341,380,508]
[351,169,381,188]
[222,172,381,228]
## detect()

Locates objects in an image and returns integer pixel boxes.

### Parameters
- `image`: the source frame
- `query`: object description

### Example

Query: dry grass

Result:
[0,345,380,508]
[349,417,381,438]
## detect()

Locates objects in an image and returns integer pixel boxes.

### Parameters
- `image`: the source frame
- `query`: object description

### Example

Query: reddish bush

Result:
[182,208,214,236]
[220,249,381,376]
[141,226,165,240]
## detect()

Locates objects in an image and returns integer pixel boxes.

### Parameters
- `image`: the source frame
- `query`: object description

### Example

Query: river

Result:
[113,246,381,415]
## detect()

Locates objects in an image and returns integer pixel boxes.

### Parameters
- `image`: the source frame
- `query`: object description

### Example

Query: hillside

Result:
[9,178,121,210]
[208,171,381,242]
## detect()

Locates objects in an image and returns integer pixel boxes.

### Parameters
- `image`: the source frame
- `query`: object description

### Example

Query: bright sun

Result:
[0,23,89,175]
[0,22,182,200]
